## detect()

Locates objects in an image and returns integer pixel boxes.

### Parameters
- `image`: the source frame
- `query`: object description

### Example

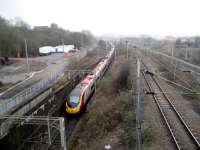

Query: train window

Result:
[91,84,95,90]
[68,87,82,107]
[70,96,79,103]
[68,96,80,108]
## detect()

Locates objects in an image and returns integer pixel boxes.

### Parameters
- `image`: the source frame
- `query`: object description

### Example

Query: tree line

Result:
[0,16,96,57]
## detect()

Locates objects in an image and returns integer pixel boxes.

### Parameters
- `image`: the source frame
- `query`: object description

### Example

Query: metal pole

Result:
[24,39,30,74]
[47,116,51,145]
[190,48,193,63]
[105,41,107,51]
[126,40,128,60]
[62,39,64,52]
[173,61,177,81]
[171,47,174,65]
[185,48,188,60]
[136,58,141,150]
[60,117,67,150]
[115,47,116,59]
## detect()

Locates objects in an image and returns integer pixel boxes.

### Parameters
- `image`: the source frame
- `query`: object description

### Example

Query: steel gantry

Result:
[0,115,67,150]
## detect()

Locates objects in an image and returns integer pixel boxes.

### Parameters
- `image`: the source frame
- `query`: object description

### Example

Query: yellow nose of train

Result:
[66,105,80,114]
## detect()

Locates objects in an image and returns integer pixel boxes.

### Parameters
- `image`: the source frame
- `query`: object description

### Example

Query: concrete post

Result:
[173,61,177,81]
[47,116,51,145]
[24,39,30,74]
[60,117,67,150]
[136,58,142,150]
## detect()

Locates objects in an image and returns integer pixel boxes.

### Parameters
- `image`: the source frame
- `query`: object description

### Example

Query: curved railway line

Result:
[141,60,200,150]
[6,56,105,150]
[27,49,115,150]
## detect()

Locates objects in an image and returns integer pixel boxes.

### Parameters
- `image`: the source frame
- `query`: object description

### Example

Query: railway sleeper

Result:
[145,91,155,95]
[174,138,186,149]
[145,70,154,76]
[158,101,170,106]
[160,105,171,108]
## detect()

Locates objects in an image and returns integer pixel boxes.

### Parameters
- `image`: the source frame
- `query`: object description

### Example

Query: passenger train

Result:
[65,47,115,115]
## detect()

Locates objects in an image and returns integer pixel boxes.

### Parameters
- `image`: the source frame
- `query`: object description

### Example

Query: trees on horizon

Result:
[0,16,96,57]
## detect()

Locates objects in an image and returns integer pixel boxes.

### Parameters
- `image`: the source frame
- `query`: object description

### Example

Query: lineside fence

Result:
[0,69,64,116]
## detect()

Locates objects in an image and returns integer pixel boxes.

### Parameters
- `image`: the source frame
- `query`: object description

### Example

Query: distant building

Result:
[165,36,176,42]
[54,45,75,53]
[39,46,54,55]
[39,45,75,55]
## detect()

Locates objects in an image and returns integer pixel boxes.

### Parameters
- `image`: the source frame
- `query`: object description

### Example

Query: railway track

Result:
[142,60,200,150]
[148,54,194,89]
[27,58,104,150]
[0,52,112,150]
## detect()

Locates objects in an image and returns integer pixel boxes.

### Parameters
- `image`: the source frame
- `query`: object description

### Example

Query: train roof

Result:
[70,86,82,96]
[94,59,106,70]
[81,75,94,85]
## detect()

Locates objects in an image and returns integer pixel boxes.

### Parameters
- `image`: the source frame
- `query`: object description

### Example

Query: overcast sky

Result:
[1,0,200,37]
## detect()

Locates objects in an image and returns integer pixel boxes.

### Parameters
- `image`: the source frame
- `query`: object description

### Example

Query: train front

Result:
[65,86,83,115]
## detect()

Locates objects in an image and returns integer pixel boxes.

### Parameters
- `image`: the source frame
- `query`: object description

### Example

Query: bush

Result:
[114,62,130,91]
[142,128,155,149]
[117,92,136,149]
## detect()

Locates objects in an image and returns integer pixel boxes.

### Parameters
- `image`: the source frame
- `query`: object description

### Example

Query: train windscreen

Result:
[67,87,82,108]
[69,96,79,107]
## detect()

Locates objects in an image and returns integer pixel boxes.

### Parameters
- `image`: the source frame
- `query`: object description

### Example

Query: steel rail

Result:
[152,74,200,149]
[142,71,181,150]
[141,60,200,150]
